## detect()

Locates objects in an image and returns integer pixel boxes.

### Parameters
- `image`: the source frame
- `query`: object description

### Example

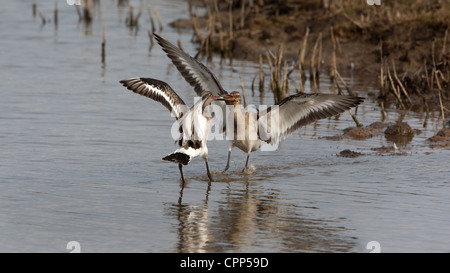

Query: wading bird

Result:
[119,77,230,182]
[153,34,364,172]
[218,91,364,171]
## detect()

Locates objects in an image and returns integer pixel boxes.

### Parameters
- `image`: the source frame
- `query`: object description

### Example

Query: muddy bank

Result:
[334,121,449,157]
[322,120,423,146]
[172,0,449,111]
[427,128,450,148]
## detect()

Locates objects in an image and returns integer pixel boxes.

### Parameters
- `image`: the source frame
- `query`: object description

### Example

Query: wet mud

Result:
[173,0,450,111]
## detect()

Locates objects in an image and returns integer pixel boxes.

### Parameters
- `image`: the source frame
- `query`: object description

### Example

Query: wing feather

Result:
[119,77,187,120]
[259,93,364,144]
[154,33,227,96]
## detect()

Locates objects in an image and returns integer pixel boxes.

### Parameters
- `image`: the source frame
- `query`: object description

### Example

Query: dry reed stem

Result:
[330,27,337,81]
[342,12,364,30]
[431,38,436,69]
[38,10,46,25]
[379,40,385,96]
[299,27,309,65]
[310,34,321,92]
[211,0,219,14]
[101,25,106,65]
[380,61,385,96]
[430,67,435,91]
[293,27,309,93]
[292,78,299,93]
[334,75,344,96]
[267,49,276,60]
[331,27,351,99]
[330,27,361,126]
[201,6,214,59]
[147,5,156,33]
[251,73,257,95]
[191,16,203,41]
[441,28,448,60]
[177,39,184,52]
[135,5,143,26]
[32,3,37,17]
[347,109,361,127]
[54,1,58,29]
[218,21,224,54]
[434,71,445,125]
[240,75,248,108]
[147,31,154,50]
[265,45,290,102]
[153,6,163,31]
[335,70,355,97]
[277,44,287,101]
[392,60,412,104]
[424,60,430,89]
[335,79,361,126]
[282,60,288,97]
[436,70,447,83]
[187,0,193,19]
[380,100,386,121]
[386,64,406,109]
[276,44,284,84]
[266,54,275,100]
[240,0,246,30]
[82,0,93,23]
[259,53,265,93]
[228,3,233,46]
[126,5,134,26]
[298,60,305,93]
[317,32,322,72]
[265,50,278,103]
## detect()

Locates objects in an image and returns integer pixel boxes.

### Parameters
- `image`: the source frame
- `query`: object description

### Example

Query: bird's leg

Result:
[205,161,213,182]
[178,164,185,184]
[223,147,232,173]
[178,179,185,205]
[242,153,250,172]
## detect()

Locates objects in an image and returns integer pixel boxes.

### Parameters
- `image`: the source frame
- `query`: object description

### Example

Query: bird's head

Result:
[214,91,241,106]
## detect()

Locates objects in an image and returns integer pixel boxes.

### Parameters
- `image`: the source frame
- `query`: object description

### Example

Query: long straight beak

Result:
[214,94,234,101]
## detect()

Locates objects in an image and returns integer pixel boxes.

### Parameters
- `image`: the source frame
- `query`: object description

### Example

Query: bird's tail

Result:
[162,152,191,165]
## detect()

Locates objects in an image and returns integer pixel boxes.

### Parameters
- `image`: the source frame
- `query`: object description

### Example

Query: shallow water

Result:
[1,0,449,253]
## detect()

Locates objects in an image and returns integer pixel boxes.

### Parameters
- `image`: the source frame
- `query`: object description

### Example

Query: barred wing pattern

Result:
[119,77,188,120]
[259,93,364,145]
[154,33,227,96]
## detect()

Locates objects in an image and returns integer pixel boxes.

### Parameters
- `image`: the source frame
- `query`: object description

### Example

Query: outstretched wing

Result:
[119,77,187,120]
[259,93,364,144]
[154,33,228,96]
